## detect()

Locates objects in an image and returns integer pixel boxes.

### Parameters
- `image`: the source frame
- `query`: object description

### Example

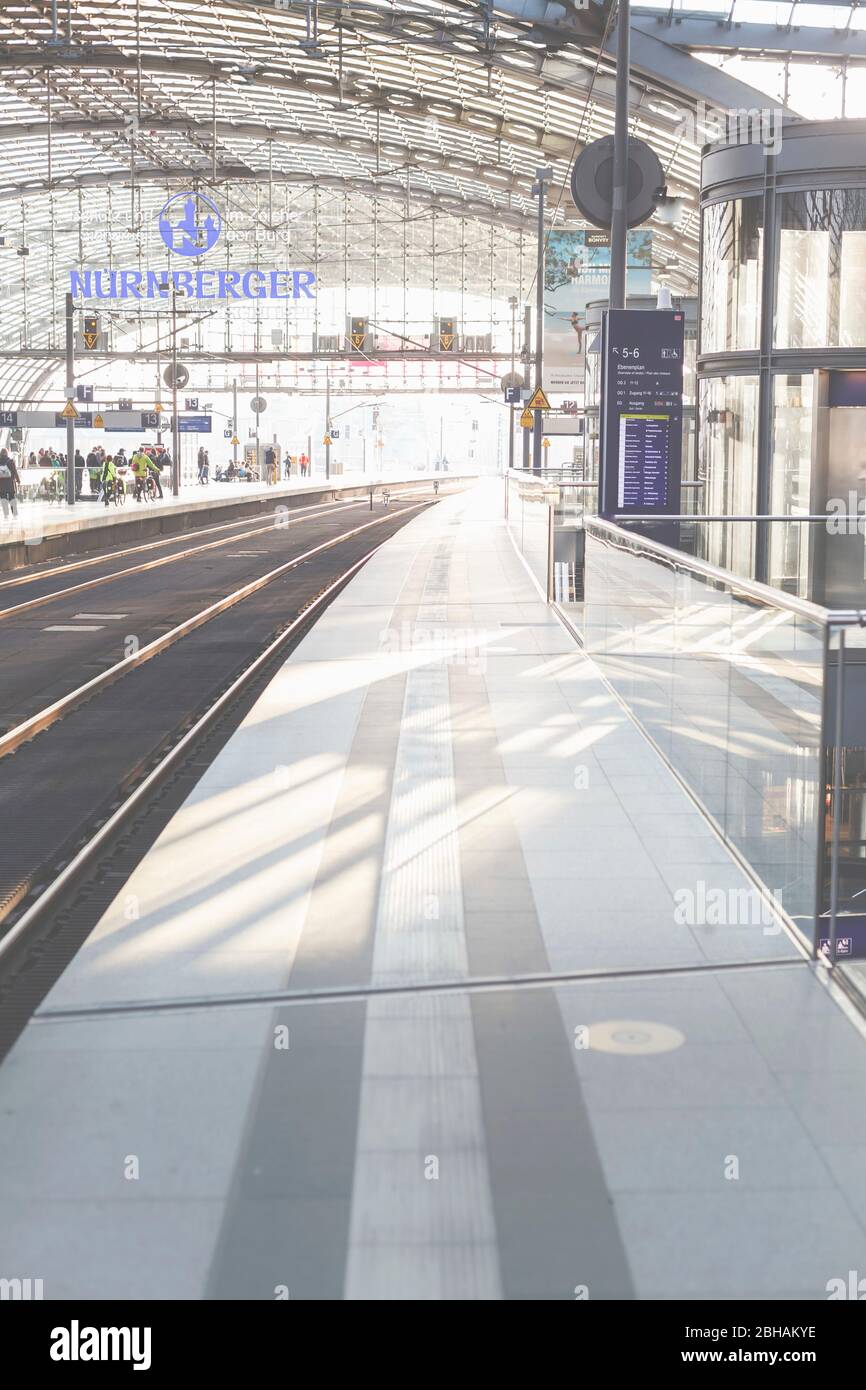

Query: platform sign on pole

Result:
[599,308,684,524]
[438,317,457,352]
[0,410,17,427]
[82,314,99,351]
[349,316,369,352]
[53,411,92,428]
[519,407,534,429]
[527,386,550,411]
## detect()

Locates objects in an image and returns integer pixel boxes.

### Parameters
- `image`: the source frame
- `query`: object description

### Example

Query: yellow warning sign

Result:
[230,434,240,446]
[527,386,550,411]
[439,333,454,351]
[94,413,105,428]
[350,333,365,351]
[82,332,99,351]
[323,434,332,446]
[60,399,79,420]
[542,437,551,449]
[155,402,163,413]
[519,407,534,429]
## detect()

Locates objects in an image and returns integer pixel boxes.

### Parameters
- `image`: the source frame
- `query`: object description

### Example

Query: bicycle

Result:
[105,476,125,507]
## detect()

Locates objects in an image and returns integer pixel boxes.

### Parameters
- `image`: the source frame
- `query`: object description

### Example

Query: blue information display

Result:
[600,308,685,519]
[175,415,212,434]
[828,371,866,407]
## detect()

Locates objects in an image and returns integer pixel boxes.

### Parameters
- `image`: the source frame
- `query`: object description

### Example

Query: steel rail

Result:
[0,500,429,760]
[0,541,387,964]
[0,499,359,621]
[0,497,357,592]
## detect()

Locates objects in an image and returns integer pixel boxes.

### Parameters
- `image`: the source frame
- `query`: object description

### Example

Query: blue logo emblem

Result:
[159,192,222,257]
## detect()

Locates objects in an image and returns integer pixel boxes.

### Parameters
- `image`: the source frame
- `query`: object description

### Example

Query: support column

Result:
[522,304,531,470]
[64,292,75,505]
[755,155,777,584]
[532,168,551,474]
[609,0,630,311]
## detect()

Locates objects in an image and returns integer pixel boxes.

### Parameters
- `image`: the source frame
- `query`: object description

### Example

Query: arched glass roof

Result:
[0,0,862,405]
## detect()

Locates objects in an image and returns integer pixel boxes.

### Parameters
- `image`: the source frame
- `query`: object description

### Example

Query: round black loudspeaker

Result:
[163,363,190,390]
[570,135,664,230]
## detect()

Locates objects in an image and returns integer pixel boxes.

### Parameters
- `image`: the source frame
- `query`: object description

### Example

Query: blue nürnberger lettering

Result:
[68,268,317,299]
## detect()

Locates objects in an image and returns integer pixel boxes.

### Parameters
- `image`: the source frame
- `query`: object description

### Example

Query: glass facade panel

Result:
[700,198,763,353]
[699,374,759,573]
[777,189,866,348]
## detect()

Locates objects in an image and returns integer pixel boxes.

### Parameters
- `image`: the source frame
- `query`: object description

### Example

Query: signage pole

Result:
[255,362,260,475]
[508,295,517,472]
[65,293,75,505]
[171,290,180,497]
[155,313,162,448]
[232,379,238,469]
[610,0,630,311]
[531,168,551,474]
[522,305,531,470]
[325,369,330,480]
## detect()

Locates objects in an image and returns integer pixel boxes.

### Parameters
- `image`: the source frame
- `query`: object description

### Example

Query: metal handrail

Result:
[613,513,841,522]
[585,514,834,626]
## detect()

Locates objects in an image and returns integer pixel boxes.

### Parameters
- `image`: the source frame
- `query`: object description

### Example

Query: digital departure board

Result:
[599,309,685,519]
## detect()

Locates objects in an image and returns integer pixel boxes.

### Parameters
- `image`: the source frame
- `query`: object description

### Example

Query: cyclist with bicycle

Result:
[100,454,117,506]
[146,450,164,500]
[131,448,152,502]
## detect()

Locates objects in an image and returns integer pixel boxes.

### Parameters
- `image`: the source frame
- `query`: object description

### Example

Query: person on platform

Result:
[148,449,165,499]
[0,446,20,517]
[100,453,117,505]
[131,448,151,502]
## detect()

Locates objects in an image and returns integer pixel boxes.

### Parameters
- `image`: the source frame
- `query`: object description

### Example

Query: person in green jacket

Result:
[100,454,117,506]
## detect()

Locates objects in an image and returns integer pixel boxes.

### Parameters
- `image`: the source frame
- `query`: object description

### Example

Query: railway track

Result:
[0,496,359,620]
[0,484,452,734]
[0,492,436,1059]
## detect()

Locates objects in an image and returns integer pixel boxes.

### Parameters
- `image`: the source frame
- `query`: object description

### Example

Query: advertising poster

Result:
[544,229,653,394]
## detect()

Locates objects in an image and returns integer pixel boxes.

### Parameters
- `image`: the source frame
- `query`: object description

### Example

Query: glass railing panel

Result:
[582,519,828,951]
[505,471,552,596]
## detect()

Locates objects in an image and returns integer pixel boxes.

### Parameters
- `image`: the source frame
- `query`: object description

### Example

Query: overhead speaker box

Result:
[571,135,665,229]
